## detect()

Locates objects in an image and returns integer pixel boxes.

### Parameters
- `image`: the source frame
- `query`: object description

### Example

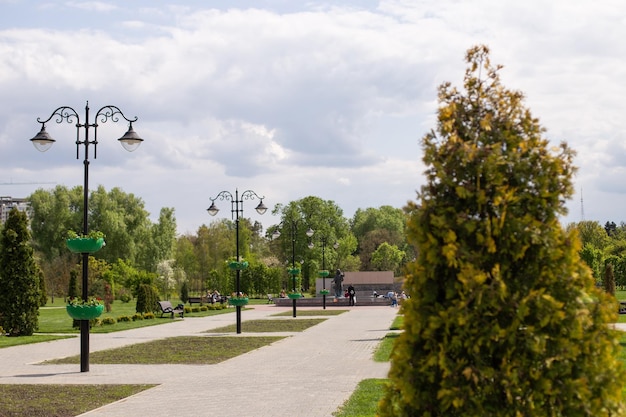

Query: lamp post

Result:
[30,102,143,372]
[207,189,267,334]
[309,236,338,309]
[273,220,313,317]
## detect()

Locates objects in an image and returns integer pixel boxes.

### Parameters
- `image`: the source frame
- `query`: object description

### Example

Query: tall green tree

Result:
[351,206,408,270]
[270,197,352,289]
[370,242,405,273]
[380,46,625,416]
[0,208,40,336]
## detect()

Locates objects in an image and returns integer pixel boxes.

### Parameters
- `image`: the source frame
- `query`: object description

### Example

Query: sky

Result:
[1,0,625,235]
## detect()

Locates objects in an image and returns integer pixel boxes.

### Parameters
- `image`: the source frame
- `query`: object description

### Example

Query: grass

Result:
[207,318,326,333]
[0,384,155,417]
[373,333,399,362]
[45,335,285,365]
[333,379,387,417]
[0,298,236,349]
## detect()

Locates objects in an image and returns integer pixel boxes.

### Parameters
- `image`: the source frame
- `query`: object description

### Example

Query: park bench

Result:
[620,301,626,314]
[157,301,184,318]
[187,296,208,305]
[267,294,274,303]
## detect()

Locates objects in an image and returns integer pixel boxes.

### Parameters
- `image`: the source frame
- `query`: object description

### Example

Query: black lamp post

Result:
[207,189,267,334]
[273,220,313,317]
[308,236,339,309]
[30,102,143,372]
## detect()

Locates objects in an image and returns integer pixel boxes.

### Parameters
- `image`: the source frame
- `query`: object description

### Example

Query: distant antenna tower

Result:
[580,187,585,221]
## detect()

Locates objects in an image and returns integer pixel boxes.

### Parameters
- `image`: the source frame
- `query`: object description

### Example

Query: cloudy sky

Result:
[1,0,624,234]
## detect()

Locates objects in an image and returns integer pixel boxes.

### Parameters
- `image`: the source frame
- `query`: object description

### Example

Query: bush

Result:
[135,284,159,314]
[131,313,144,321]
[200,306,208,311]
[380,46,626,417]
[117,315,132,322]
[102,317,116,325]
[184,306,192,314]
[143,312,155,320]
[191,306,200,313]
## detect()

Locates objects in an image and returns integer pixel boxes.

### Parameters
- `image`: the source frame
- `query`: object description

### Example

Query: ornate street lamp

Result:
[207,189,267,334]
[308,236,339,309]
[273,220,313,317]
[30,102,143,372]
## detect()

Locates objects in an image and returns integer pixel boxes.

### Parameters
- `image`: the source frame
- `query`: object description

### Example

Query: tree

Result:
[351,206,408,269]
[604,262,616,296]
[0,208,41,336]
[380,46,625,416]
[370,242,405,273]
[270,197,352,289]
[135,284,159,314]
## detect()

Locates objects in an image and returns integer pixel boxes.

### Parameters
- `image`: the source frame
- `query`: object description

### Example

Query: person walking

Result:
[348,284,356,306]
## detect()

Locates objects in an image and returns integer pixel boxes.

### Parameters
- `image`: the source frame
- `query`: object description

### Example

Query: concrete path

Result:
[0,304,398,417]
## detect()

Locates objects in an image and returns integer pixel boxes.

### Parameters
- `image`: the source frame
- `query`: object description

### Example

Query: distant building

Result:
[0,196,31,225]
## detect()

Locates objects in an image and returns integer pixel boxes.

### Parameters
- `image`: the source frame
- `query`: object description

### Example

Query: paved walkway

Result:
[0,305,398,416]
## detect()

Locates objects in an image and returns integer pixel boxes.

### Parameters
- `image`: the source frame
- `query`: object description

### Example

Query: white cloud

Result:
[1,0,626,233]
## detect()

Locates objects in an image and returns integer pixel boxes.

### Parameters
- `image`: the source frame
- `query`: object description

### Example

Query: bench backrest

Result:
[158,301,173,310]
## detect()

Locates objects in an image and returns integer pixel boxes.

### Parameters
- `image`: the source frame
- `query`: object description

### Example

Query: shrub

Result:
[200,306,208,311]
[191,306,200,313]
[380,46,626,417]
[143,312,155,320]
[102,317,116,325]
[132,313,144,321]
[184,306,191,314]
[135,284,159,314]
[117,315,132,322]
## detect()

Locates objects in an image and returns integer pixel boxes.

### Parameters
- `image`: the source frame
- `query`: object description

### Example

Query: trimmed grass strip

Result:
[208,318,326,333]
[0,384,155,417]
[45,336,284,365]
[272,309,347,317]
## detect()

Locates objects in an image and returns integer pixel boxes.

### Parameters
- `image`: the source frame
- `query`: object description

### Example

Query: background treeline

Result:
[6,186,414,302]
[569,220,626,290]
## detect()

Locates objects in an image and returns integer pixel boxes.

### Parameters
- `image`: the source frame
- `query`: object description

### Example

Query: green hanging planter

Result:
[66,238,105,254]
[319,289,330,295]
[288,268,300,275]
[287,293,303,299]
[318,270,330,278]
[66,304,104,320]
[228,261,249,270]
[228,297,249,307]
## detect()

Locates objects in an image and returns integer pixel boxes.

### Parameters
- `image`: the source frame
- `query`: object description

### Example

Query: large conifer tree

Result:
[0,208,40,336]
[380,46,625,416]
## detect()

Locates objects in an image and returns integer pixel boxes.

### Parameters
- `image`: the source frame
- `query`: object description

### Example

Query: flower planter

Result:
[66,304,104,320]
[287,293,303,299]
[288,268,300,275]
[228,297,249,307]
[318,270,330,278]
[228,261,249,270]
[319,289,330,295]
[66,238,105,254]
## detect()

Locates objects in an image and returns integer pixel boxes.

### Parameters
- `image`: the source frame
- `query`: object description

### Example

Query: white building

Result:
[0,196,31,225]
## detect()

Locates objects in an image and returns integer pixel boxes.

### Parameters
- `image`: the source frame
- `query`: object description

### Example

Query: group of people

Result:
[206,289,227,304]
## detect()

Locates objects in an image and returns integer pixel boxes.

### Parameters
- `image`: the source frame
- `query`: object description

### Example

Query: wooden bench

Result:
[157,301,184,318]
[187,296,208,305]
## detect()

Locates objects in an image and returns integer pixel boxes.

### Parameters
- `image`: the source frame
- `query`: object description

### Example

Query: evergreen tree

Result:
[180,280,189,304]
[0,208,40,336]
[604,262,616,296]
[380,46,625,416]
[135,284,159,314]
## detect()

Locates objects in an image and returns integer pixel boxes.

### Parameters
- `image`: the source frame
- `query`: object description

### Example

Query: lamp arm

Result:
[240,190,265,201]
[36,106,80,126]
[94,105,138,125]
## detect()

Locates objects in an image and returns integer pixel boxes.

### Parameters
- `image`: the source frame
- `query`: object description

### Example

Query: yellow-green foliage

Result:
[379,45,626,416]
